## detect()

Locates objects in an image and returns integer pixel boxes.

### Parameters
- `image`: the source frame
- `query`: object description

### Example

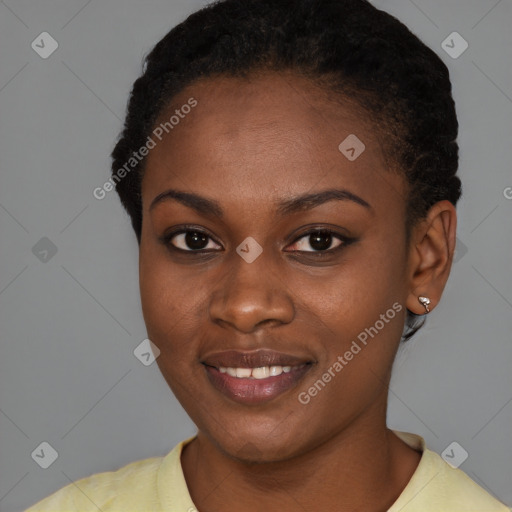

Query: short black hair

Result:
[111,0,462,341]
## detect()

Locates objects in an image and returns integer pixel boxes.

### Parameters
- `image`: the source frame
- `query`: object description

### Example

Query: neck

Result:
[181,405,421,512]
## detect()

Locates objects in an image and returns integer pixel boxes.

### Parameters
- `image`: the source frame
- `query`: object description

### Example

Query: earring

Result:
[418,296,431,314]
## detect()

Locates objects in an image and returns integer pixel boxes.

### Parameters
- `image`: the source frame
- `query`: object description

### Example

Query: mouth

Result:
[201,349,314,404]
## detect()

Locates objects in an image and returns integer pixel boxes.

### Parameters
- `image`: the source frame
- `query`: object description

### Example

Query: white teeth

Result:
[235,367,252,378]
[217,364,305,379]
[269,365,282,376]
[252,366,270,379]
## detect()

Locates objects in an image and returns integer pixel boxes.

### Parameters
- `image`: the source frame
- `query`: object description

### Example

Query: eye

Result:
[287,229,349,253]
[160,227,353,255]
[161,228,222,252]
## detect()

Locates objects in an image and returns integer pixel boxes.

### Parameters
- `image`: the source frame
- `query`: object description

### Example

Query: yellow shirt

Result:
[25,430,511,512]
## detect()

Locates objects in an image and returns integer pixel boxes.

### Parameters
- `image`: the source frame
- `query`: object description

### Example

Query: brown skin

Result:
[139,71,457,512]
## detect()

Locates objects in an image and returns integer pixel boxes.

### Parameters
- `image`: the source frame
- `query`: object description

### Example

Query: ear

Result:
[405,200,457,315]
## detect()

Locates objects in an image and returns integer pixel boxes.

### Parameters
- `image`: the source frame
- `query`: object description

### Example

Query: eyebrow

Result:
[149,188,373,217]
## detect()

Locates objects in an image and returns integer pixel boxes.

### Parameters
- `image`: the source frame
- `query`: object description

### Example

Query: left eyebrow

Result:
[275,189,373,216]
[148,188,373,218]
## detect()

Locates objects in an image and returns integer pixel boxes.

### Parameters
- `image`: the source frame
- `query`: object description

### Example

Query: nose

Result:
[208,249,295,333]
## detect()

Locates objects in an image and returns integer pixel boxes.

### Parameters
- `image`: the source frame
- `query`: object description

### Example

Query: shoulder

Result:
[421,449,512,511]
[390,432,511,512]
[24,455,164,512]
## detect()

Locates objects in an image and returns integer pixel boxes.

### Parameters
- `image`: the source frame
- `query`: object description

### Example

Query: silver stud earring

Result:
[418,296,431,314]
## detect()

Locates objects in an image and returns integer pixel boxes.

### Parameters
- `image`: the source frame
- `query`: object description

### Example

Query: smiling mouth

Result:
[217,363,307,379]
[201,348,315,404]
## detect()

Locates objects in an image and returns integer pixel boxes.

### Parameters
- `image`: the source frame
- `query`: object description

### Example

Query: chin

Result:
[205,419,309,464]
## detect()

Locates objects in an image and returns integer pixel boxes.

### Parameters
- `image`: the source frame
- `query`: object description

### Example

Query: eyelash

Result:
[159,225,355,256]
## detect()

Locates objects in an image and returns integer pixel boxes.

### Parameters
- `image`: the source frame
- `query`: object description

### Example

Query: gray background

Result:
[0,0,511,510]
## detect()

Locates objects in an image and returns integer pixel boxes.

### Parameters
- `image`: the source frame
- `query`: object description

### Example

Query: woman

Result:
[26,0,511,510]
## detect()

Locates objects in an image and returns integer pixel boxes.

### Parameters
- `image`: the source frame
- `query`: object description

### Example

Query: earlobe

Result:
[406,200,457,315]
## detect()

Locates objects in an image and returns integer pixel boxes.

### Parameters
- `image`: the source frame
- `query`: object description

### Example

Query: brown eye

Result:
[164,229,222,252]
[288,230,345,253]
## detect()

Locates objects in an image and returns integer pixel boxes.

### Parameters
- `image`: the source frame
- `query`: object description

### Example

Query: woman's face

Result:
[139,72,414,462]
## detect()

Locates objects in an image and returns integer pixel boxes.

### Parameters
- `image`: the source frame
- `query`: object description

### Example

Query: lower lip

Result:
[204,364,312,404]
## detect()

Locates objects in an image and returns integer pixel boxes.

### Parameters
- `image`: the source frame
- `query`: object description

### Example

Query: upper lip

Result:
[202,349,313,369]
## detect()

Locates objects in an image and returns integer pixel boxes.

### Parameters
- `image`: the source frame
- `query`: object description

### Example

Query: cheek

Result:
[139,242,196,346]
[295,267,406,420]
[139,250,200,402]
[299,232,408,377]
[308,243,406,328]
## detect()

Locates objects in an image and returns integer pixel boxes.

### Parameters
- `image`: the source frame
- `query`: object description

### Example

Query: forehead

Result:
[141,72,405,215]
